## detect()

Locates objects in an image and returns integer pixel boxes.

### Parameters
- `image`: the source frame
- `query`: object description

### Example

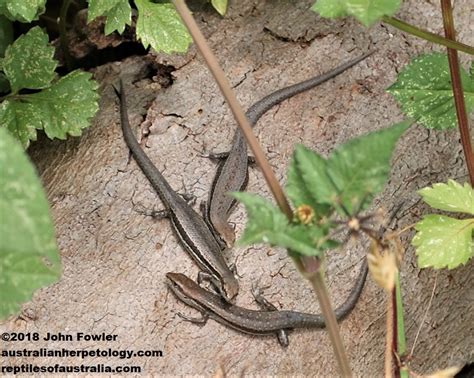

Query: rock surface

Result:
[2,0,473,375]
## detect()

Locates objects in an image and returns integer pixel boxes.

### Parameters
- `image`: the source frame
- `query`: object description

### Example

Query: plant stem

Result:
[298,257,352,377]
[382,16,474,56]
[39,14,63,32]
[59,0,73,71]
[385,288,394,377]
[440,0,474,185]
[171,1,352,375]
[395,275,406,359]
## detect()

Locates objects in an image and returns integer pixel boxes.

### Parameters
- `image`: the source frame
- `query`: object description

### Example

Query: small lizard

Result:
[166,258,368,347]
[206,51,374,248]
[115,81,239,301]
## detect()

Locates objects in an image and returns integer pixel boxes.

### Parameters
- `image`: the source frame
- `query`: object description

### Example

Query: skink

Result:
[207,51,374,247]
[115,81,239,301]
[166,259,368,346]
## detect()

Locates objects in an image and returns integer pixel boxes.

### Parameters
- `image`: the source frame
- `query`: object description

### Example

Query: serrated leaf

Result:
[211,0,228,16]
[311,0,400,27]
[34,71,99,140]
[287,145,333,217]
[418,180,474,215]
[87,0,131,35]
[387,53,474,130]
[0,70,99,148]
[0,128,61,319]
[0,0,46,22]
[0,98,41,146]
[2,26,56,93]
[327,120,410,215]
[288,122,409,216]
[104,1,131,35]
[135,0,192,53]
[233,192,326,257]
[412,215,474,269]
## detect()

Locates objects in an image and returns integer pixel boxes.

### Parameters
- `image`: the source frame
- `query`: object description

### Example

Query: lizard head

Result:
[166,272,199,304]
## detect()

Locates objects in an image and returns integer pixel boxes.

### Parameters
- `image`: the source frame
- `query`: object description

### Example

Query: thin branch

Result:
[58,0,73,71]
[314,270,352,376]
[294,257,352,377]
[439,0,474,185]
[382,16,474,55]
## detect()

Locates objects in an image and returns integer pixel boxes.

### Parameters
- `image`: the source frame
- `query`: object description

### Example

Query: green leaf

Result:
[311,0,400,27]
[311,0,347,18]
[418,180,474,215]
[233,192,325,257]
[0,128,61,319]
[0,70,99,148]
[387,53,474,130]
[87,0,118,20]
[2,26,56,93]
[412,215,474,269]
[0,15,13,57]
[232,192,288,244]
[287,145,333,217]
[288,121,409,216]
[0,0,46,22]
[327,120,410,215]
[135,0,192,53]
[211,0,228,16]
[87,0,132,35]
[0,98,43,146]
[104,1,131,35]
[277,225,328,257]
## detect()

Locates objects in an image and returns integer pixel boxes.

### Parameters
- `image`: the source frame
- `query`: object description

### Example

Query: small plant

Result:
[234,121,410,258]
[0,27,99,148]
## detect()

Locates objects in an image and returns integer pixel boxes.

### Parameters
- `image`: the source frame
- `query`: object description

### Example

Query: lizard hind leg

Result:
[251,284,290,347]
